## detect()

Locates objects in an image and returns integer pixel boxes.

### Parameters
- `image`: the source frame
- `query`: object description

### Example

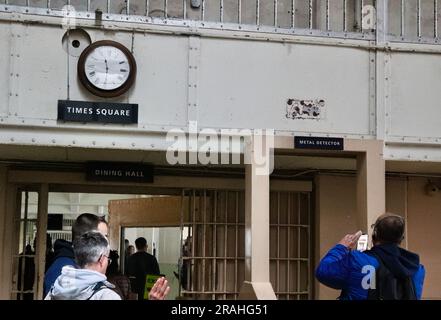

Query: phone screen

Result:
[356,234,368,252]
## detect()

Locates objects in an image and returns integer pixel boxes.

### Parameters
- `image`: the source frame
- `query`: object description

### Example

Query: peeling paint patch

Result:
[286,98,325,120]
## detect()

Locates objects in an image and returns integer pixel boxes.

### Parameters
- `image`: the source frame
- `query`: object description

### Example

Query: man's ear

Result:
[98,255,105,267]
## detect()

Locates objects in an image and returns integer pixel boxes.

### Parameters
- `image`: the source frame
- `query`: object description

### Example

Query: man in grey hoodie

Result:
[44,213,109,297]
[45,231,170,300]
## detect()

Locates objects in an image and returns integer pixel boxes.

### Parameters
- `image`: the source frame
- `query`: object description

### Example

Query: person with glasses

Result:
[44,231,120,300]
[106,250,136,300]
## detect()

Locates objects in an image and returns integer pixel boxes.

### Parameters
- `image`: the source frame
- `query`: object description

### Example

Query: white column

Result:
[356,143,385,239]
[239,136,276,300]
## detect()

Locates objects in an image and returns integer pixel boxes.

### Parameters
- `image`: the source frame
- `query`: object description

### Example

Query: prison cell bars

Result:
[183,190,246,299]
[400,0,440,40]
[270,192,311,300]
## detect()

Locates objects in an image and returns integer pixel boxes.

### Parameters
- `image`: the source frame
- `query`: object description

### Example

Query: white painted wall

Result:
[0,19,373,142]
[1,5,441,163]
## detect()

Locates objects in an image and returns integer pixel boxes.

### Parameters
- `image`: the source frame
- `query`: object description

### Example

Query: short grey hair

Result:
[73,231,109,268]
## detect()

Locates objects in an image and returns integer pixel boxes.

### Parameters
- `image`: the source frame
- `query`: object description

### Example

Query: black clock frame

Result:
[77,40,137,98]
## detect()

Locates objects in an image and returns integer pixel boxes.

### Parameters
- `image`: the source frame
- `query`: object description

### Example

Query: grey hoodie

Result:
[45,266,121,300]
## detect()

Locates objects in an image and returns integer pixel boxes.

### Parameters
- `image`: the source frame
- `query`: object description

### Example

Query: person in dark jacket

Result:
[106,250,135,300]
[128,237,161,300]
[43,213,108,297]
[316,213,425,300]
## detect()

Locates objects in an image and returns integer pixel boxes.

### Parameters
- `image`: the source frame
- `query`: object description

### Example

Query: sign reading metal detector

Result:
[58,100,138,124]
[294,136,344,151]
[86,162,154,183]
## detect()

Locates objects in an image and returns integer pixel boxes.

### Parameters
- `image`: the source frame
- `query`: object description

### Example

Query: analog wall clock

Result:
[77,40,137,98]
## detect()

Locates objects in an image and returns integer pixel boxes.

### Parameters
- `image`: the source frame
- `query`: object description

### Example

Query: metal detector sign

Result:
[294,136,344,151]
[58,100,138,124]
[86,162,154,183]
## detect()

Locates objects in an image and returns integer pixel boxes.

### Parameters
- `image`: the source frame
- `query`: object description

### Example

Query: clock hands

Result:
[104,59,109,86]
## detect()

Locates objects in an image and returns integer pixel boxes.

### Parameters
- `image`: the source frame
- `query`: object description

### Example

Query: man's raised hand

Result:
[148,277,171,300]
[338,230,363,250]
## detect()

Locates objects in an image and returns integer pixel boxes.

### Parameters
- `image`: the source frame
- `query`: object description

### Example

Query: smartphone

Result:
[356,234,369,252]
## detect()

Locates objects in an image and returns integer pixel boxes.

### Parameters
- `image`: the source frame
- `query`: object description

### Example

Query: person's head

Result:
[72,213,108,241]
[135,237,147,251]
[25,244,33,254]
[183,236,192,253]
[372,213,405,245]
[127,245,135,256]
[124,239,129,250]
[73,231,110,274]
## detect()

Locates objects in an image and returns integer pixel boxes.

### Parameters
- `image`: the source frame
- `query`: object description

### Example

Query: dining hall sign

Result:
[86,162,154,183]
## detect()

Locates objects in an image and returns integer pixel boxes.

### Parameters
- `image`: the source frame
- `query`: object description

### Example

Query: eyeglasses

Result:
[102,254,112,265]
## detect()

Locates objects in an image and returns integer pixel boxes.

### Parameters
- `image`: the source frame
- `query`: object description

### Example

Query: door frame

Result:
[4,168,312,300]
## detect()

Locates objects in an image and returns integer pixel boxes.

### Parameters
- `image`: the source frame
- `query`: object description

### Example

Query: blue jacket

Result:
[316,244,425,300]
[43,239,76,297]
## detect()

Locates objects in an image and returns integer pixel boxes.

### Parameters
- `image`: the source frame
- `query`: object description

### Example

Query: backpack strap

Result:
[86,281,107,300]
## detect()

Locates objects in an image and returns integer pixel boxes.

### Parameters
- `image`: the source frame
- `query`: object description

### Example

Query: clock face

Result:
[78,40,136,98]
[85,46,131,91]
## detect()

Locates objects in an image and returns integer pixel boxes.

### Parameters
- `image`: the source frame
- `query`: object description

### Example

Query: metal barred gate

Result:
[179,189,312,300]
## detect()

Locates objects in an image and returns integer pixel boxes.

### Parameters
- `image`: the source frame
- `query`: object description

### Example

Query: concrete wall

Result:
[407,177,441,299]
[315,174,441,300]
[315,174,358,300]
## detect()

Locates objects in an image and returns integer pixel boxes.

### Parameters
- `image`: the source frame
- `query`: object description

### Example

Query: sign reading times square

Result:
[58,100,138,124]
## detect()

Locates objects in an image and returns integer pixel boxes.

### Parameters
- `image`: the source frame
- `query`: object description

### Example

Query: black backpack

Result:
[366,252,417,300]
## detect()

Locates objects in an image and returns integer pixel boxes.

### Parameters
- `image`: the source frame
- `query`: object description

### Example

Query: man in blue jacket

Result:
[316,213,425,300]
